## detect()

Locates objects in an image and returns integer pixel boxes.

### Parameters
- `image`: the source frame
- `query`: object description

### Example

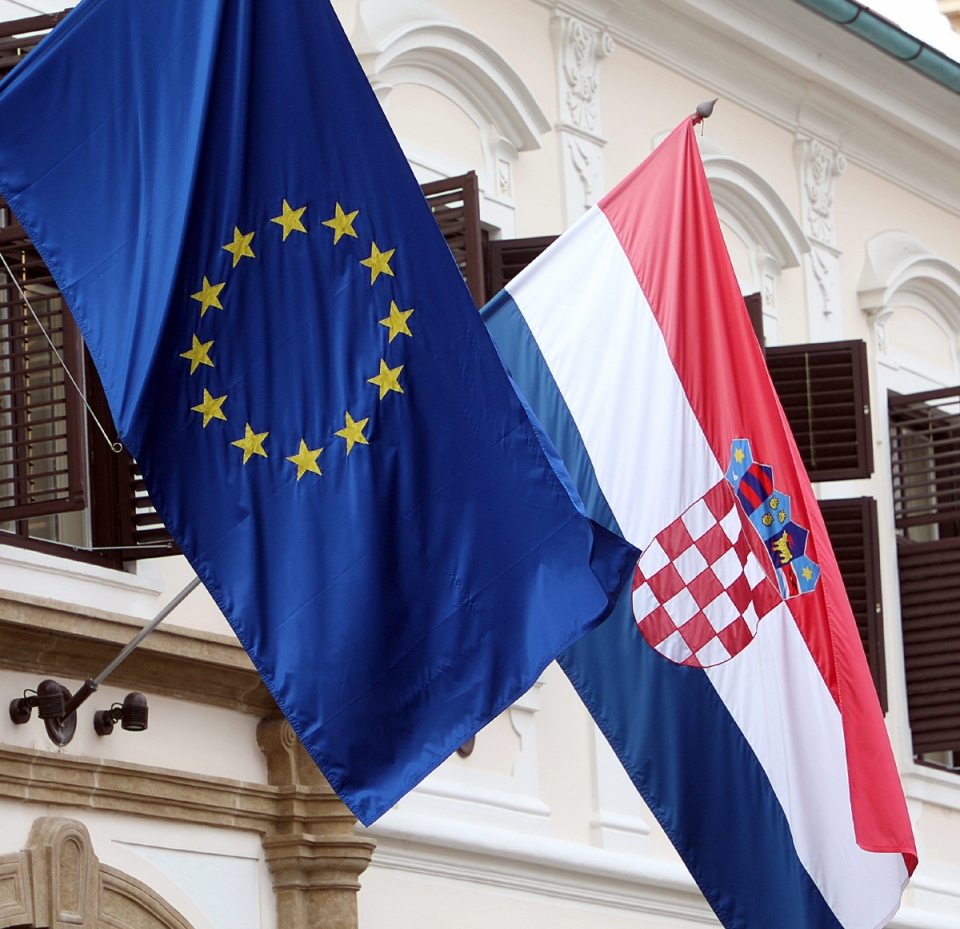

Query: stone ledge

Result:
[0,594,273,715]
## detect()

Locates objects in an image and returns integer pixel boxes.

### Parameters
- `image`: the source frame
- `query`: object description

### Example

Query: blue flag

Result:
[0,0,637,823]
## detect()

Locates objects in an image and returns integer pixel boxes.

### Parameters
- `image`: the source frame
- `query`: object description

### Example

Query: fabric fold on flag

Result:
[484,119,916,929]
[0,0,638,824]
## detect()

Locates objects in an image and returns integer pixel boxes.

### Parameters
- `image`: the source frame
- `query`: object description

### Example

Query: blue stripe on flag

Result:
[483,290,621,537]
[483,289,843,929]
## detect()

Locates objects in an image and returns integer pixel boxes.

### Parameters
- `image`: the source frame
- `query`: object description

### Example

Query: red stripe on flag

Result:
[598,120,915,873]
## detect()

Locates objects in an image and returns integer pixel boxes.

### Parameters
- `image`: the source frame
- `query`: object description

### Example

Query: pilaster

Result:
[256,718,374,929]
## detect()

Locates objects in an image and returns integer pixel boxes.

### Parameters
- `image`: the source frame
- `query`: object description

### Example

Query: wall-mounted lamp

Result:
[93,693,149,736]
[8,679,76,745]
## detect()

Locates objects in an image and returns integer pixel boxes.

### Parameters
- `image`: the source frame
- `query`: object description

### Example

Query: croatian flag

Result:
[483,119,917,929]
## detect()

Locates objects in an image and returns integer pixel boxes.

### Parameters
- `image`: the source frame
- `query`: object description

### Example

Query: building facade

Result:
[2,1,960,928]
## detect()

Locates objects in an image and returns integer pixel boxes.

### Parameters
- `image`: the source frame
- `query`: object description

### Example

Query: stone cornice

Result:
[533,0,960,217]
[0,593,274,715]
[0,744,353,836]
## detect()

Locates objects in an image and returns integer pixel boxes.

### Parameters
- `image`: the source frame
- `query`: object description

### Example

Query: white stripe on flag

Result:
[507,207,721,549]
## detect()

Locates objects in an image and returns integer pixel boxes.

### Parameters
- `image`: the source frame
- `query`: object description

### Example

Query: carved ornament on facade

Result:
[559,17,613,135]
[796,136,845,337]
[802,138,846,248]
[569,137,603,210]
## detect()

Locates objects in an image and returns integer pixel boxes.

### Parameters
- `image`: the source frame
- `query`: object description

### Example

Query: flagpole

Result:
[60,576,202,718]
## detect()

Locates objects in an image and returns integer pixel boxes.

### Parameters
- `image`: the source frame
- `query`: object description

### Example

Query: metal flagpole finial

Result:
[692,98,718,126]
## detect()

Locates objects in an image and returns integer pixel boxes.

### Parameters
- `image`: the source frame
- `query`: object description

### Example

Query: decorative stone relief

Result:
[568,137,603,211]
[0,817,194,929]
[558,18,612,133]
[796,136,846,340]
[553,13,613,227]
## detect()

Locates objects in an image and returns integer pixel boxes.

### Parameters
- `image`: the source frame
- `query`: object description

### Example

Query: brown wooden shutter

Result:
[766,340,873,482]
[420,172,485,307]
[889,386,960,755]
[743,292,764,355]
[486,235,558,296]
[898,535,960,755]
[85,353,178,560]
[819,497,887,712]
[0,11,70,79]
[0,210,87,522]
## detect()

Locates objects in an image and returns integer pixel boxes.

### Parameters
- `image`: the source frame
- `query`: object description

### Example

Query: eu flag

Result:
[0,0,637,822]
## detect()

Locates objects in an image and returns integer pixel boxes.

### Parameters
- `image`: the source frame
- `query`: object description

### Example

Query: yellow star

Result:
[191,388,227,427]
[734,447,745,463]
[367,358,404,400]
[271,199,307,241]
[180,334,214,374]
[802,567,814,582]
[322,202,358,244]
[222,227,256,267]
[231,423,269,464]
[191,276,225,317]
[334,412,369,455]
[287,439,323,480]
[379,301,414,342]
[360,242,395,284]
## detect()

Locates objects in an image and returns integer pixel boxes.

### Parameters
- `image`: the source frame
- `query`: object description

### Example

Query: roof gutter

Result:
[792,0,960,94]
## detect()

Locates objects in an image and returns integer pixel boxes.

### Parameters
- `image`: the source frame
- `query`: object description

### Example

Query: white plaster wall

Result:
[137,555,236,638]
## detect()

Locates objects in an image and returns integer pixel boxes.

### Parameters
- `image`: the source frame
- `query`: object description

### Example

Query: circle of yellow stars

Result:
[184,197,414,483]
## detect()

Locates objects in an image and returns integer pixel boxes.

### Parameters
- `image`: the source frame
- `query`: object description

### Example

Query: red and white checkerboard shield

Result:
[633,480,783,668]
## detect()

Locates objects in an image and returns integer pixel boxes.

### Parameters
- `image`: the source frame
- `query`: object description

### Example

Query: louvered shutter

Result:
[898,536,960,754]
[85,352,178,560]
[420,172,485,307]
[819,497,887,712]
[0,209,87,522]
[889,386,960,535]
[889,386,960,755]
[486,235,558,296]
[766,340,873,481]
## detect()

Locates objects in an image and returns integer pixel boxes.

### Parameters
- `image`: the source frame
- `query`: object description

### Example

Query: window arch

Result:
[352,0,550,238]
[858,230,960,391]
